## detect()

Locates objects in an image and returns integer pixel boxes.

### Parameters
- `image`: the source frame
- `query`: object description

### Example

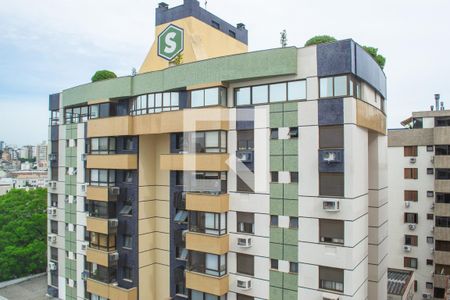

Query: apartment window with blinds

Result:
[237,212,254,234]
[404,146,418,157]
[436,217,450,228]
[404,257,418,269]
[435,145,450,155]
[236,253,254,276]
[405,235,418,246]
[319,173,344,197]
[319,266,344,292]
[191,87,226,107]
[89,137,116,154]
[436,193,450,203]
[319,125,344,149]
[435,240,450,251]
[237,294,254,300]
[319,219,344,245]
[404,213,418,224]
[436,169,450,180]
[404,190,418,202]
[404,168,418,179]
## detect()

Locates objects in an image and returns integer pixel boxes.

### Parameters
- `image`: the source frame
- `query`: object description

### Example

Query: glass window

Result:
[319,172,344,197]
[290,262,298,273]
[191,90,204,107]
[236,87,251,106]
[334,76,348,96]
[155,93,162,112]
[320,77,333,98]
[271,259,278,270]
[252,85,268,104]
[123,235,132,248]
[270,215,278,227]
[236,253,254,276]
[237,212,254,234]
[171,92,179,107]
[90,105,99,119]
[270,83,286,102]
[288,80,306,101]
[204,88,219,106]
[205,131,219,148]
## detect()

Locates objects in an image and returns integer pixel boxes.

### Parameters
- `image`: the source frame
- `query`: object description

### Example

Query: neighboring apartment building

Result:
[47,1,388,299]
[388,97,450,300]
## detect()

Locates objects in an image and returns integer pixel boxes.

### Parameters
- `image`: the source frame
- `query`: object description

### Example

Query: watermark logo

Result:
[158,24,184,61]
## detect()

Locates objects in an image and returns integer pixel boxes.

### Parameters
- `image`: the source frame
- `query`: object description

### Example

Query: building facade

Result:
[388,103,450,300]
[47,1,388,299]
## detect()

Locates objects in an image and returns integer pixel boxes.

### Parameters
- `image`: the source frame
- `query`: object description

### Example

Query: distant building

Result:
[35,141,48,170]
[0,141,4,151]
[0,182,10,196]
[20,145,33,160]
[388,95,450,300]
[10,171,47,189]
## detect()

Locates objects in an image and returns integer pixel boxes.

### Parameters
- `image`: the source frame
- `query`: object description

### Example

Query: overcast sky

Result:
[1,0,449,146]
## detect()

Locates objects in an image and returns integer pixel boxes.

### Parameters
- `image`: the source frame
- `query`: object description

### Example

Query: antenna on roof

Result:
[205,0,207,9]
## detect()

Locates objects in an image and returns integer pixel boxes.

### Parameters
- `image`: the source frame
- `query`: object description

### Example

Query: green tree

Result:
[304,35,337,47]
[0,188,47,281]
[362,46,386,70]
[91,70,117,82]
[280,29,288,48]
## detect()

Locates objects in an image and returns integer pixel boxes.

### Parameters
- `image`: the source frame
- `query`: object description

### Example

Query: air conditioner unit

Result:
[109,252,119,262]
[81,242,88,251]
[81,153,87,161]
[81,271,88,280]
[68,195,75,203]
[236,150,254,163]
[322,292,340,300]
[409,224,416,230]
[322,151,342,163]
[48,181,57,189]
[108,219,119,228]
[236,277,252,290]
[410,158,416,164]
[403,245,412,252]
[405,201,411,208]
[81,184,87,193]
[323,200,340,212]
[48,262,57,271]
[431,226,435,233]
[237,237,252,248]
[422,293,432,299]
[48,153,57,161]
[431,247,434,254]
[48,234,57,244]
[47,207,57,216]
[431,156,435,164]
[431,203,435,210]
[109,187,120,196]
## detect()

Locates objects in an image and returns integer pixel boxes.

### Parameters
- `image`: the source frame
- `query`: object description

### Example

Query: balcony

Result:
[433,274,449,289]
[435,180,450,193]
[86,278,137,300]
[436,203,450,217]
[87,186,119,202]
[87,154,137,170]
[160,153,229,171]
[186,232,229,255]
[435,227,450,241]
[86,217,118,235]
[435,156,450,169]
[435,251,450,265]
[186,193,229,213]
[87,116,133,138]
[185,271,228,296]
[86,248,118,267]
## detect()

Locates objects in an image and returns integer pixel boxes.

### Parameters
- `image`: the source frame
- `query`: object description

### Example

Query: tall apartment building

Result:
[388,96,450,300]
[47,1,388,299]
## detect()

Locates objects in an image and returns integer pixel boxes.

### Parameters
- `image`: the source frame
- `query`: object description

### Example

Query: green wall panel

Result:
[270,270,283,288]
[283,183,298,200]
[283,156,298,172]
[283,290,298,300]
[62,47,298,107]
[270,198,283,215]
[270,286,283,299]
[284,229,298,246]
[270,183,283,198]
[270,243,283,260]
[283,111,298,127]
[270,140,283,155]
[270,103,284,113]
[270,227,283,244]
[283,140,297,156]
[270,156,284,172]
[283,102,298,112]
[270,113,283,128]
[283,245,298,261]
[283,199,298,216]
[283,273,298,291]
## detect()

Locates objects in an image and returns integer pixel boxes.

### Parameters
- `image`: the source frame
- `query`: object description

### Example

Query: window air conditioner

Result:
[236,277,252,290]
[81,184,87,193]
[81,242,88,251]
[236,150,254,163]
[109,187,120,196]
[403,245,411,252]
[109,252,119,262]
[237,237,252,248]
[81,271,88,280]
[81,153,87,161]
[409,224,416,230]
[410,158,416,164]
[48,207,57,216]
[323,200,340,212]
[322,292,340,300]
[108,219,119,228]
[48,234,57,243]
[422,293,432,299]
[405,201,411,208]
[322,151,342,163]
[48,262,57,271]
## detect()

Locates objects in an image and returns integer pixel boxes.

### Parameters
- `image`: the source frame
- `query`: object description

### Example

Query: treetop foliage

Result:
[0,188,47,281]
[91,70,117,82]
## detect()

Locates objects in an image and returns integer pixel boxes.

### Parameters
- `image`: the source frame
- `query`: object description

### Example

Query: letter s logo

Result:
[164,32,177,54]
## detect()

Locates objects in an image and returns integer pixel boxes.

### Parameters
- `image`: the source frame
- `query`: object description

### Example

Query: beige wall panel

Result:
[139,16,247,73]
[139,200,154,219]
[436,180,450,193]
[160,153,229,171]
[186,233,229,255]
[86,217,108,234]
[154,217,170,233]
[139,135,156,186]
[434,251,450,265]
[154,232,170,250]
[186,193,229,213]
[356,100,386,135]
[86,186,109,201]
[139,233,155,252]
[86,248,109,266]
[87,116,132,138]
[86,154,137,170]
[435,227,450,241]
[139,186,156,202]
[155,185,170,201]
[185,271,229,296]
[434,155,450,168]
[154,264,170,300]
[87,279,109,298]
[155,200,170,219]
[388,128,434,147]
[139,249,170,268]
[139,265,155,300]
[139,218,155,234]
